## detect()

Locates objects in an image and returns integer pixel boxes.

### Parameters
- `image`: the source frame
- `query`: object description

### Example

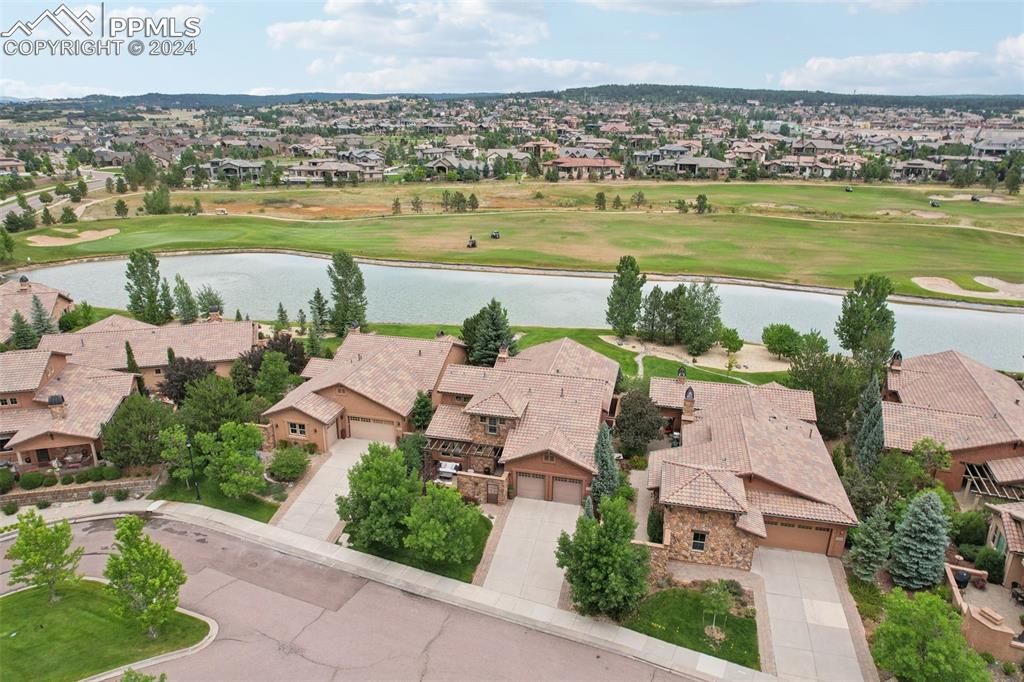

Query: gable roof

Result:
[0,278,73,342]
[0,349,66,393]
[988,501,1024,555]
[499,338,618,411]
[650,377,817,423]
[883,351,1024,451]
[76,314,156,334]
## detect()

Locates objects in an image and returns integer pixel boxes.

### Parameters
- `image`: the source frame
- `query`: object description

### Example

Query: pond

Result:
[18,252,1024,371]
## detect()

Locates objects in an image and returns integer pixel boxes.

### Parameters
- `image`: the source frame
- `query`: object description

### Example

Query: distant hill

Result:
[3,84,1022,112]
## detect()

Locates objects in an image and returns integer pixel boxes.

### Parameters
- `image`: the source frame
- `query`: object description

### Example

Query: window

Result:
[995,530,1007,553]
[691,531,707,552]
[154,368,162,375]
[543,453,555,463]
[486,417,499,436]
[0,397,15,406]
[288,422,307,437]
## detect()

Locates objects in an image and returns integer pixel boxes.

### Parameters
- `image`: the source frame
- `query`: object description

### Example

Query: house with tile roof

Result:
[0,276,74,344]
[882,350,1024,497]
[985,501,1024,588]
[263,330,467,452]
[649,367,817,433]
[0,349,136,472]
[425,339,615,505]
[646,414,857,567]
[38,317,259,392]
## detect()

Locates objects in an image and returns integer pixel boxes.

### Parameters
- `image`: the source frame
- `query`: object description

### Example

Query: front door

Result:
[36,448,50,463]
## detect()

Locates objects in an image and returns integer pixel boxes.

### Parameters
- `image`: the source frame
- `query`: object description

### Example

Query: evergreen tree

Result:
[391,197,401,215]
[234,309,242,321]
[854,400,884,472]
[296,309,307,335]
[463,298,517,366]
[590,424,619,507]
[124,341,145,393]
[195,285,223,317]
[309,288,329,326]
[9,310,38,349]
[273,302,289,333]
[253,350,294,404]
[612,194,623,209]
[124,250,162,323]
[594,192,606,210]
[606,255,646,338]
[889,491,949,590]
[327,251,368,335]
[636,286,665,343]
[29,294,56,336]
[172,274,199,323]
[114,199,128,218]
[306,316,325,358]
[41,207,54,225]
[846,505,891,583]
[849,374,879,440]
[583,495,594,518]
[468,193,479,210]
[0,226,14,261]
[158,278,174,323]
[410,390,435,430]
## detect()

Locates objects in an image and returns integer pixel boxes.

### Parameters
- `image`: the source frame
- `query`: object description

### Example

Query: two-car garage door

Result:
[761,520,832,554]
[515,472,583,505]
[348,416,396,443]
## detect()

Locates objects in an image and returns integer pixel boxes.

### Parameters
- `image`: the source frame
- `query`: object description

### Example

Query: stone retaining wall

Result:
[0,474,162,507]
[456,470,509,505]
[633,534,670,585]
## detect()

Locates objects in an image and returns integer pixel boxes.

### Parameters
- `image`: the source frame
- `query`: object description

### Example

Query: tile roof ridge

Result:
[884,400,986,420]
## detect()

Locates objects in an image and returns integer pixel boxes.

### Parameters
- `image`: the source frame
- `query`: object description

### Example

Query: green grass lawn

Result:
[0,581,209,682]
[10,181,1023,305]
[149,475,278,523]
[362,511,492,582]
[624,588,760,669]
[642,355,786,386]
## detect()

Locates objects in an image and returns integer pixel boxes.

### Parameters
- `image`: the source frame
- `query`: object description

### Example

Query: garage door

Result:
[552,477,582,505]
[762,521,832,554]
[517,472,545,500]
[349,416,396,443]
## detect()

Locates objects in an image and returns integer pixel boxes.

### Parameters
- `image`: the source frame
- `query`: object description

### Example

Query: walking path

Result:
[1,498,773,681]
[631,469,655,541]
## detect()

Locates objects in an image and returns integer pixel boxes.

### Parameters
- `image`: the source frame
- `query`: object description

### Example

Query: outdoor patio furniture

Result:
[954,570,971,589]
[973,578,988,590]
[63,452,84,469]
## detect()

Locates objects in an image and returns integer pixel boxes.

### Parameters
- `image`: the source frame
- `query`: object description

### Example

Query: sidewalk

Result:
[4,497,776,681]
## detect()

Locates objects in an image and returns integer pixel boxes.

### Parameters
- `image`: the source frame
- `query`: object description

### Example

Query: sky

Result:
[0,0,1022,100]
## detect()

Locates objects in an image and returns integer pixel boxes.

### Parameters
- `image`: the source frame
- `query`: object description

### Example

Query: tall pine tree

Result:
[465,299,517,366]
[9,310,38,349]
[124,341,145,393]
[854,400,885,472]
[590,423,619,507]
[889,491,949,590]
[846,504,891,583]
[28,294,56,337]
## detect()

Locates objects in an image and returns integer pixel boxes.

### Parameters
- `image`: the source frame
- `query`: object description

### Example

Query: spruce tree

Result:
[889,491,949,590]
[591,424,619,507]
[466,299,517,366]
[296,309,307,335]
[158,279,174,323]
[306,316,324,358]
[849,373,880,441]
[854,400,885,472]
[274,303,289,333]
[410,390,435,431]
[10,310,38,349]
[234,309,242,322]
[124,341,145,393]
[605,255,646,339]
[846,504,891,583]
[29,294,56,336]
[583,495,594,518]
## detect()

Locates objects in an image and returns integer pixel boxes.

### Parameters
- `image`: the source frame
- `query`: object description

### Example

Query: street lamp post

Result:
[186,439,201,501]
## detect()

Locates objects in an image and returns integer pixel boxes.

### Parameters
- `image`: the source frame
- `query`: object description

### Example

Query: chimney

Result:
[435,329,446,338]
[890,350,903,372]
[682,386,696,421]
[47,394,66,419]
[496,342,509,363]
[207,305,222,322]
[676,366,687,385]
[18,275,30,291]
[349,320,361,334]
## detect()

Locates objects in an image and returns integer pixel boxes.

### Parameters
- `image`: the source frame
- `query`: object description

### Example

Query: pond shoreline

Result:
[3,247,1021,315]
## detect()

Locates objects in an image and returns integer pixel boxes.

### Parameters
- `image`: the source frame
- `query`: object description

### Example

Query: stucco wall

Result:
[507,452,593,501]
[266,408,332,452]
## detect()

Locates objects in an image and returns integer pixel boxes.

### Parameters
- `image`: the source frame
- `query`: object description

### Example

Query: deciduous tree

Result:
[197,421,265,498]
[5,510,82,602]
[158,356,213,406]
[606,255,646,339]
[404,484,480,563]
[100,393,177,467]
[178,374,254,435]
[336,442,420,551]
[616,390,662,455]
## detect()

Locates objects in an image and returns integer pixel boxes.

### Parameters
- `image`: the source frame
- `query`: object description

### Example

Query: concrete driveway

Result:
[1,519,685,681]
[482,497,580,607]
[273,438,371,540]
[752,548,863,682]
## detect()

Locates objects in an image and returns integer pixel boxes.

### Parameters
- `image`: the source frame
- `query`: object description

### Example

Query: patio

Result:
[960,580,1024,626]
[947,563,1024,661]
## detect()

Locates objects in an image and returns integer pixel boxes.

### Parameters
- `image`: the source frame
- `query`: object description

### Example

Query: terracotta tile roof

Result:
[0,278,73,342]
[291,392,345,423]
[38,320,258,370]
[430,363,606,473]
[266,332,458,421]
[499,338,618,411]
[1,362,135,447]
[988,501,1024,554]
[651,415,856,527]
[660,461,748,513]
[736,506,767,538]
[649,377,817,423]
[747,490,854,525]
[0,349,66,393]
[987,457,1024,484]
[884,351,1024,452]
[77,314,155,333]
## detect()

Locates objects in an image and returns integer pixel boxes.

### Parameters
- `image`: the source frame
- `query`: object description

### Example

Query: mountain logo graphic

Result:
[2,4,96,38]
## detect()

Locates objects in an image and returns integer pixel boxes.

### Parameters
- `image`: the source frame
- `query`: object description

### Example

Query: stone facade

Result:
[456,470,509,505]
[0,473,162,507]
[633,536,670,585]
[468,416,514,448]
[663,505,757,571]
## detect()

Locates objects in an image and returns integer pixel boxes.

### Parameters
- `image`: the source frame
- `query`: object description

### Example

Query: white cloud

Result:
[846,0,923,15]
[577,0,751,13]
[0,78,118,99]
[776,33,1024,94]
[246,86,292,96]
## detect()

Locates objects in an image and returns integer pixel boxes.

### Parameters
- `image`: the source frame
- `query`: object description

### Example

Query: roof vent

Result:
[47,394,65,406]
[684,386,695,401]
[19,275,29,283]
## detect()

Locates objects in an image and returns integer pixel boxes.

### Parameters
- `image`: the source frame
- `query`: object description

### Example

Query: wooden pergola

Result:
[964,462,1024,502]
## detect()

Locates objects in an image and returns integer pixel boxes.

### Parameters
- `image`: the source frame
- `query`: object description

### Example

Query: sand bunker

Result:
[910,210,947,219]
[600,335,791,373]
[751,202,798,210]
[928,193,1011,204]
[27,228,120,246]
[912,276,1024,301]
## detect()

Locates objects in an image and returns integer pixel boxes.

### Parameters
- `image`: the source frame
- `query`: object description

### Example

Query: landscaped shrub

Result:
[981,652,996,665]
[267,446,309,482]
[86,467,105,482]
[976,547,1006,585]
[958,543,983,562]
[952,509,989,547]
[0,469,14,494]
[304,443,317,454]
[19,471,44,490]
[74,471,90,484]
[646,506,663,543]
[113,489,129,501]
[91,490,106,504]
[613,483,636,502]
[1003,661,1016,675]
[36,500,51,509]
[628,455,648,470]
[60,474,74,485]
[720,579,744,599]
[102,466,121,480]
[2,501,18,515]
[42,475,57,487]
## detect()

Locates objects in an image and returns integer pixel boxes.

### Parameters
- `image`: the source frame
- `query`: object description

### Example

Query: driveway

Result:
[752,548,863,682]
[1,519,685,681]
[273,438,371,540]
[482,497,580,608]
